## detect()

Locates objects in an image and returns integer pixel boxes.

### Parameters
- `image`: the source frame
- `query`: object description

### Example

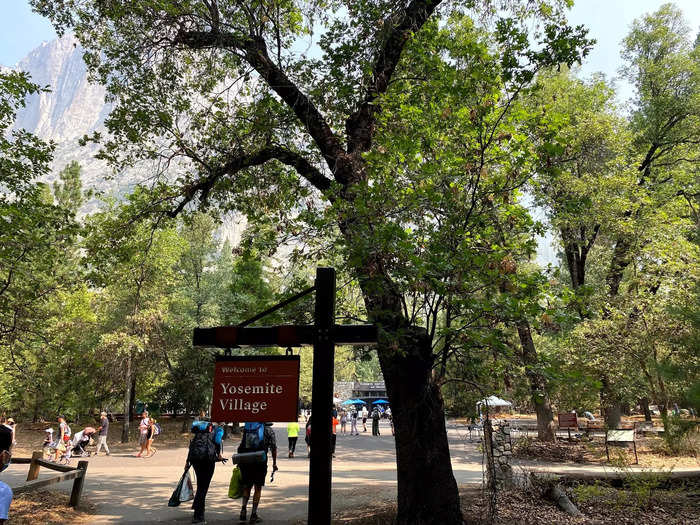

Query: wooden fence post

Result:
[26,451,42,481]
[68,460,88,508]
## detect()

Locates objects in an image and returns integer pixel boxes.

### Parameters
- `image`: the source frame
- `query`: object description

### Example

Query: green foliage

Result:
[660,414,699,456]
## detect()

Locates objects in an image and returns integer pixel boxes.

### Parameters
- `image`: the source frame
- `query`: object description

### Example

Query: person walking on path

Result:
[95,412,110,456]
[145,418,158,457]
[350,409,358,435]
[331,415,339,457]
[371,407,381,436]
[287,419,299,458]
[305,417,312,457]
[136,411,150,457]
[186,420,225,524]
[361,406,368,432]
[54,416,71,462]
[238,422,277,524]
[340,411,347,434]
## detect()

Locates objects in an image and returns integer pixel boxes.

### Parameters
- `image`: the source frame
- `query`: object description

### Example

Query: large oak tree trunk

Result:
[640,398,652,422]
[517,323,555,441]
[358,275,462,524]
[377,324,462,524]
[601,377,622,428]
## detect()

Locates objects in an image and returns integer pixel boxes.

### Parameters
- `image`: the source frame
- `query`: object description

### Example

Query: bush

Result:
[660,414,698,456]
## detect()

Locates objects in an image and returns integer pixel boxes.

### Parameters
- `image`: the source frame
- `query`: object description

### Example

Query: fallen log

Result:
[533,469,700,485]
[547,484,582,516]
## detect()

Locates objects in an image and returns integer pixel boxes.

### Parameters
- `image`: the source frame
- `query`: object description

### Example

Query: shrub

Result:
[660,414,698,456]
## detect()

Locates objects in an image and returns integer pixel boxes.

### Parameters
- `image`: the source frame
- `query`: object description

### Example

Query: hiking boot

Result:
[249,513,262,524]
[239,509,247,522]
[192,514,205,524]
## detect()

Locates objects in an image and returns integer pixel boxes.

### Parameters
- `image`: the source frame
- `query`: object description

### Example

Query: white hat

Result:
[44,428,54,433]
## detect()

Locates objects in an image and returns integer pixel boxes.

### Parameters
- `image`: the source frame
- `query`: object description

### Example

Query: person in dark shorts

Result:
[186,421,225,524]
[238,422,277,524]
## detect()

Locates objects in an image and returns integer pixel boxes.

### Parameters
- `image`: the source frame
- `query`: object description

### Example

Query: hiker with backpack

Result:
[237,422,277,524]
[145,418,160,458]
[185,420,225,524]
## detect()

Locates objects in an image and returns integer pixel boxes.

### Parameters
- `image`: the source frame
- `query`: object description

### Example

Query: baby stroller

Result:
[71,427,97,457]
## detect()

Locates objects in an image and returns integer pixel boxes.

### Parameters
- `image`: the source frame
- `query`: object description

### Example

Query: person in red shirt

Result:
[331,416,339,458]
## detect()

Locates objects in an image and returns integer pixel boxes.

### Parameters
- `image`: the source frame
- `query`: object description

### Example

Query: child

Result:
[42,428,54,458]
[55,435,70,462]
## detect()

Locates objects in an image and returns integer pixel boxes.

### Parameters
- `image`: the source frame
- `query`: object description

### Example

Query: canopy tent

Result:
[476,396,512,408]
[372,399,390,405]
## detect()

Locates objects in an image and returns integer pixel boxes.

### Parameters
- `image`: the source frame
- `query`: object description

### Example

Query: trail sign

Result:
[193,267,377,525]
[211,355,300,422]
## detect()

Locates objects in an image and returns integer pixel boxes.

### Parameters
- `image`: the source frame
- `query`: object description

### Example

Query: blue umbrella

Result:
[353,399,366,404]
[341,399,355,405]
[372,399,389,404]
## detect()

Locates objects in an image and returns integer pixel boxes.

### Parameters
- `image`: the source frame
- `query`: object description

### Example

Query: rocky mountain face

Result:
[13,35,108,142]
[6,35,136,211]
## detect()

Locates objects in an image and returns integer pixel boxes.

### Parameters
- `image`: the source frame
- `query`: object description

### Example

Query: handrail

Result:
[10,451,88,507]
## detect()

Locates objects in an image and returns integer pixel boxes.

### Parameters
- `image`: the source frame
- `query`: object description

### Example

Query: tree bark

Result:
[517,323,555,441]
[640,398,652,422]
[606,236,633,297]
[121,353,132,443]
[129,375,137,421]
[601,377,622,428]
[375,323,463,524]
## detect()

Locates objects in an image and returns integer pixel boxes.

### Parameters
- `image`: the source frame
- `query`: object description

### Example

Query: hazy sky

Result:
[3,1,700,76]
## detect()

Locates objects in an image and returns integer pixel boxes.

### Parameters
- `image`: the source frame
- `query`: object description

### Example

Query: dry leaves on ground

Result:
[9,490,94,524]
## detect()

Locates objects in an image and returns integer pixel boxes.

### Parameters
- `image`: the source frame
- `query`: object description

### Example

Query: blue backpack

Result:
[243,422,265,451]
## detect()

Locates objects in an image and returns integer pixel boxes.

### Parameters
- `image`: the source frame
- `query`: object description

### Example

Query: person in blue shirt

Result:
[185,421,225,524]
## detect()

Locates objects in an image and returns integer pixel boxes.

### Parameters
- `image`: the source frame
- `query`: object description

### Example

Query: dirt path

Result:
[3,421,484,523]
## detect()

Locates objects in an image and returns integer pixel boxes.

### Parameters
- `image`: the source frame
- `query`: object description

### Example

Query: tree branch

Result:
[174,29,345,174]
[168,146,331,217]
[347,0,444,153]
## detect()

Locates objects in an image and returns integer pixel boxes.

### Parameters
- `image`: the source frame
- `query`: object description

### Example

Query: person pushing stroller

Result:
[71,427,97,457]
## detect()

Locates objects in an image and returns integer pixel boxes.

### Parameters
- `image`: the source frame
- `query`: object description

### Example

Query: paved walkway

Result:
[3,421,484,523]
[4,421,695,523]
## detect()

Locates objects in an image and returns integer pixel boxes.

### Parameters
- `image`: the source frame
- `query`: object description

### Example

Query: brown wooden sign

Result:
[558,412,578,429]
[211,355,300,422]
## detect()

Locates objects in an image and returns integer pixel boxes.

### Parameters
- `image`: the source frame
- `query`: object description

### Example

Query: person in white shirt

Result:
[136,411,150,457]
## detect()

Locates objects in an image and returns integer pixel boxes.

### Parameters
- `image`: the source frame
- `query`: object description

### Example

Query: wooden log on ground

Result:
[533,469,700,483]
[547,484,582,516]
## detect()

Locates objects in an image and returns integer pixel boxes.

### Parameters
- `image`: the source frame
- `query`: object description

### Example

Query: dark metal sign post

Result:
[193,267,377,524]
